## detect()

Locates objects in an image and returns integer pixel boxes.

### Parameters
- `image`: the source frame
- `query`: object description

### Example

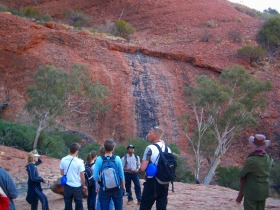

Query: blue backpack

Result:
[99,155,121,191]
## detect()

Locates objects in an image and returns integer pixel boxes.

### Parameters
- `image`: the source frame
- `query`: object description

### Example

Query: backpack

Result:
[99,155,121,191]
[124,154,139,169]
[154,143,177,192]
[84,162,95,187]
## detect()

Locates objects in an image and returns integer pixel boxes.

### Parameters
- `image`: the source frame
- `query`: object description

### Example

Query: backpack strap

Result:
[65,157,74,176]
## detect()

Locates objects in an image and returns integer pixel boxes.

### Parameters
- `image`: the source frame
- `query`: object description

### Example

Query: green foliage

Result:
[23,7,40,18]
[257,17,280,53]
[0,4,7,12]
[184,64,272,184]
[175,156,195,183]
[234,5,261,18]
[263,8,279,15]
[26,64,110,148]
[228,30,242,43]
[167,143,180,155]
[26,65,70,117]
[237,45,264,64]
[270,161,280,195]
[215,166,240,190]
[64,10,91,27]
[0,120,35,151]
[112,20,135,39]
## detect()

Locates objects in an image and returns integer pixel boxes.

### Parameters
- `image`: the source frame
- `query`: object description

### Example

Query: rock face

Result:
[1,146,279,210]
[0,1,280,167]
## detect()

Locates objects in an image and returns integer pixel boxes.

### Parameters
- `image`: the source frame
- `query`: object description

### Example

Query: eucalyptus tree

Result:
[26,64,110,149]
[183,65,272,184]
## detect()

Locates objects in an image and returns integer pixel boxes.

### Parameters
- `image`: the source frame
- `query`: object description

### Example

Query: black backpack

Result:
[84,162,95,187]
[154,143,177,192]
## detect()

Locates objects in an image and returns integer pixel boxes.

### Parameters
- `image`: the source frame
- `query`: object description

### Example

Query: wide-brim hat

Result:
[249,134,271,150]
[28,150,40,158]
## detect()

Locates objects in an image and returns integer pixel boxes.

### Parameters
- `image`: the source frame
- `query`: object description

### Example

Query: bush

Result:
[0,120,35,151]
[0,4,7,12]
[23,7,40,18]
[228,30,242,43]
[257,17,280,53]
[215,166,240,190]
[237,45,264,64]
[112,20,135,39]
[64,10,91,28]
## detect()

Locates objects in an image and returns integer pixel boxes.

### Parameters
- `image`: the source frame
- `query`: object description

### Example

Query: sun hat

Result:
[127,145,135,150]
[28,150,40,158]
[248,134,271,150]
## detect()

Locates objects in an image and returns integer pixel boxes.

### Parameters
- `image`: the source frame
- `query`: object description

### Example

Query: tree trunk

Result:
[203,153,222,185]
[33,120,45,149]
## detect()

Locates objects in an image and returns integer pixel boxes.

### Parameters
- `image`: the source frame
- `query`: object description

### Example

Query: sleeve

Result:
[59,159,64,170]
[116,156,124,180]
[239,157,254,178]
[137,156,141,170]
[93,156,102,181]
[26,165,43,183]
[35,158,42,166]
[142,146,152,162]
[121,156,125,168]
[3,171,18,199]
[78,159,85,173]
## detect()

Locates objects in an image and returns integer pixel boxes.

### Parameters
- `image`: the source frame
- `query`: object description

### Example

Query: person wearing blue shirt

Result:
[94,139,125,210]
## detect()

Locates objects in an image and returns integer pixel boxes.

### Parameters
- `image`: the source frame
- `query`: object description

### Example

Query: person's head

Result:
[147,126,163,143]
[248,134,271,151]
[99,146,105,156]
[69,142,81,155]
[127,145,135,154]
[104,139,116,152]
[86,150,97,164]
[27,150,40,163]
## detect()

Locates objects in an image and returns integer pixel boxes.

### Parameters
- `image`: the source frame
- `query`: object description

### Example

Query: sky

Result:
[228,0,280,13]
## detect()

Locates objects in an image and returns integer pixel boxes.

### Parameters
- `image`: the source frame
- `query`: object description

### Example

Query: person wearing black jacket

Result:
[26,150,49,210]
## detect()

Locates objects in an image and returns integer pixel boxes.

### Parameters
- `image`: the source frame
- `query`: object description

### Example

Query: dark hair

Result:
[99,147,105,156]
[104,139,116,152]
[86,150,97,164]
[69,142,81,154]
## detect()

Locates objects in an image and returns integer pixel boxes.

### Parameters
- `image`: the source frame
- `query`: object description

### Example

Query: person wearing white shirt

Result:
[121,145,142,205]
[60,142,86,210]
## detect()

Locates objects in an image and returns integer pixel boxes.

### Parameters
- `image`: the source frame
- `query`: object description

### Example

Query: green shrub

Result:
[0,4,7,12]
[64,10,91,28]
[228,30,242,43]
[237,45,264,64]
[257,17,280,53]
[0,120,35,151]
[175,156,195,183]
[112,20,135,39]
[200,29,211,42]
[23,7,40,18]
[215,166,240,190]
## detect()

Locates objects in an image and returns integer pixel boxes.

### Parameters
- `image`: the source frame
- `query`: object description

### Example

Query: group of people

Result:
[0,127,275,210]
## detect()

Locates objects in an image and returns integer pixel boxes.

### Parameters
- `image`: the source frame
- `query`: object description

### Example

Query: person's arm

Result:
[236,177,245,203]
[4,170,18,199]
[26,164,44,183]
[116,156,125,191]
[136,155,141,171]
[93,157,101,181]
[60,169,64,176]
[140,146,152,172]
[35,158,42,166]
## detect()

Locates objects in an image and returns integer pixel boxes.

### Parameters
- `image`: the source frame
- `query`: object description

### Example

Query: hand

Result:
[236,194,243,203]
[82,186,87,192]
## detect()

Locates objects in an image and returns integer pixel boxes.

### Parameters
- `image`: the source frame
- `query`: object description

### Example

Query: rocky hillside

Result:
[0,0,280,165]
[0,146,279,210]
